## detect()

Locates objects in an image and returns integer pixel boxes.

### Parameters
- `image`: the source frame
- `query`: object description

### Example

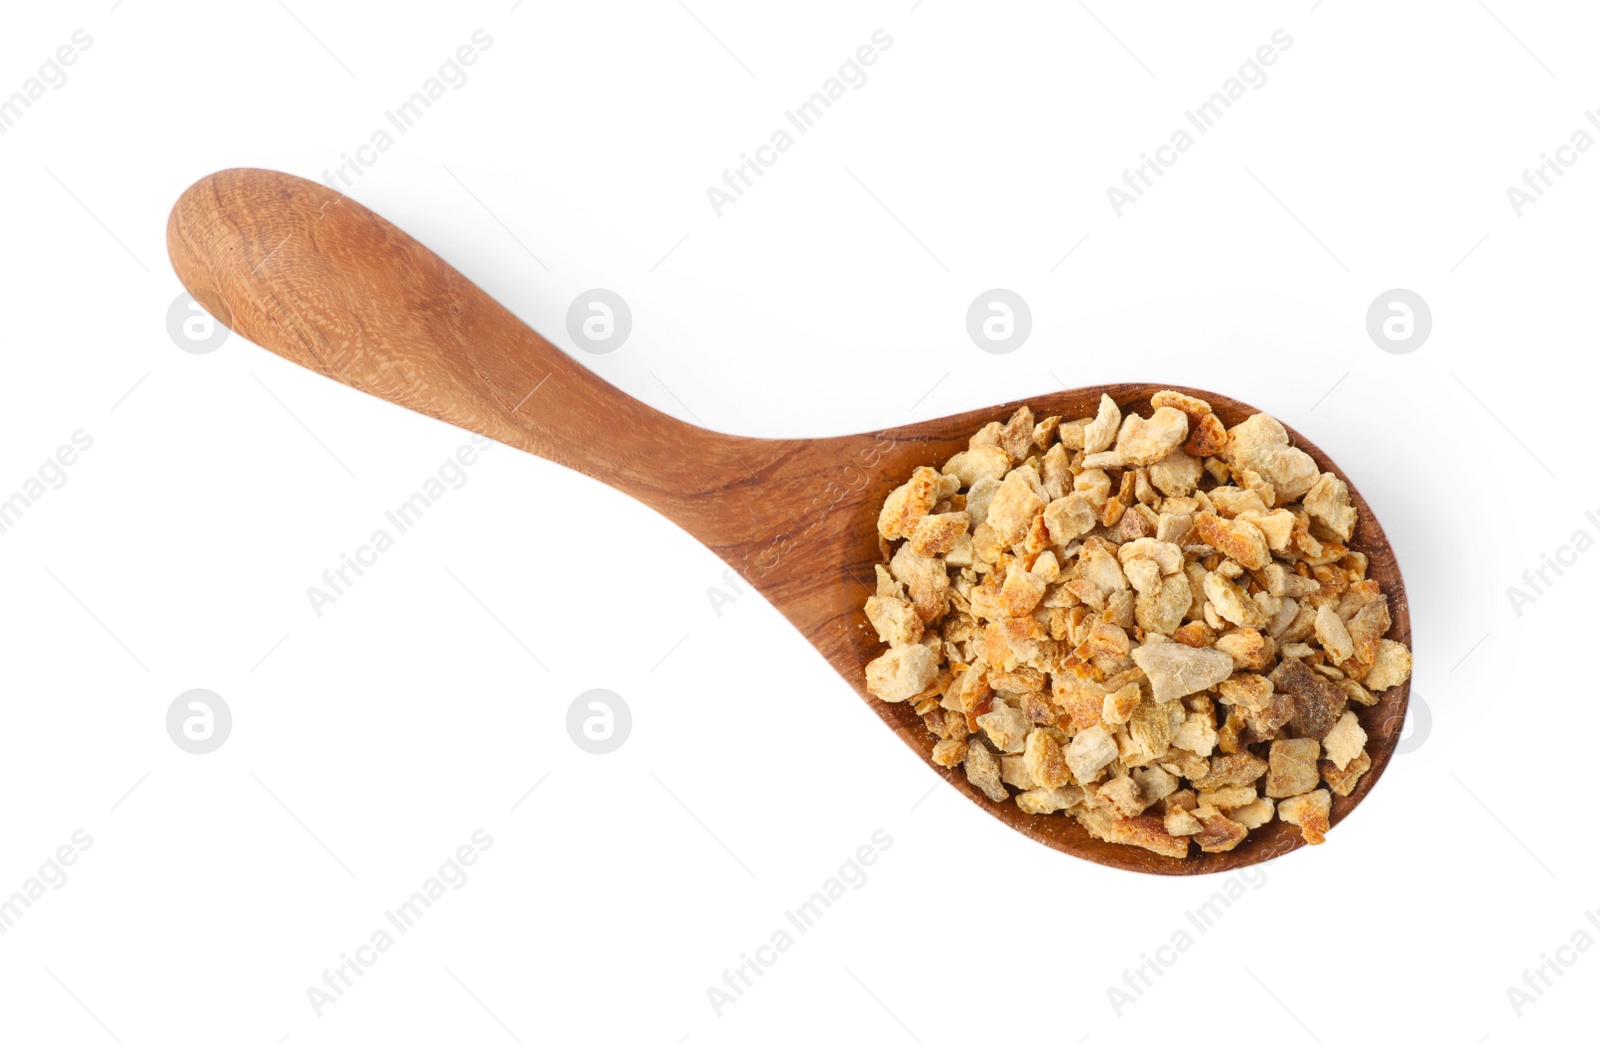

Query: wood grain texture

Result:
[167,168,1410,875]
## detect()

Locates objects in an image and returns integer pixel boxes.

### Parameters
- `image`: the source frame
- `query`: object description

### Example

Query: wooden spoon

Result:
[166,168,1410,875]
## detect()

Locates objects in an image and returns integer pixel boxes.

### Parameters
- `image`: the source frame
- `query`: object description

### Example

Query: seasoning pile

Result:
[864,391,1410,858]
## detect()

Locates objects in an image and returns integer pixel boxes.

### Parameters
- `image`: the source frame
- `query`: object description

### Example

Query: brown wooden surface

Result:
[167,168,1411,875]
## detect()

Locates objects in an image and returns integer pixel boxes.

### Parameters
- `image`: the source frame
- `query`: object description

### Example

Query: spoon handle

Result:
[166,168,758,522]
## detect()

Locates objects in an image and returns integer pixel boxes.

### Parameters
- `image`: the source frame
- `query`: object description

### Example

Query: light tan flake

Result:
[1082,449,1124,470]
[890,543,950,623]
[998,406,1035,462]
[1321,749,1371,796]
[965,475,1001,527]
[1195,751,1267,791]
[999,754,1034,790]
[1219,412,1320,501]
[1123,557,1162,596]
[1207,486,1268,519]
[1043,493,1097,545]
[1149,390,1226,457]
[1130,641,1235,702]
[1016,786,1083,815]
[1304,472,1357,542]
[1115,406,1190,466]
[1266,596,1301,639]
[1186,412,1228,457]
[964,739,1009,802]
[1134,765,1178,807]
[1364,639,1413,690]
[975,703,1030,753]
[1239,508,1296,552]
[1024,728,1074,788]
[1262,562,1320,599]
[1202,571,1270,628]
[1165,806,1203,836]
[1278,788,1332,844]
[877,466,941,541]
[986,469,1047,546]
[1172,712,1219,757]
[1097,775,1146,817]
[1075,468,1113,508]
[1193,511,1271,570]
[1135,578,1189,638]
[1040,443,1072,502]
[942,445,1010,487]
[953,665,991,713]
[1216,672,1267,714]
[909,511,970,557]
[1076,806,1190,859]
[1265,737,1321,798]
[1159,748,1211,781]
[1320,710,1367,770]
[1127,697,1176,761]
[866,644,940,703]
[1075,618,1131,662]
[1235,468,1277,508]
[1065,725,1119,783]
[931,737,968,768]
[1000,561,1048,616]
[1345,594,1392,666]
[1215,628,1275,670]
[864,595,923,647]
[1134,467,1159,507]
[1149,448,1203,498]
[1101,683,1142,726]
[1078,540,1130,598]
[1082,394,1121,454]
[1118,537,1185,575]
[1225,797,1275,830]
[1155,509,1194,545]
[969,421,1004,452]
[1191,804,1250,853]
[1196,785,1258,811]
[1315,604,1356,663]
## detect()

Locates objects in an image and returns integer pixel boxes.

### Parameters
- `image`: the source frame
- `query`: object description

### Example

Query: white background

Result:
[0,0,1594,1040]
